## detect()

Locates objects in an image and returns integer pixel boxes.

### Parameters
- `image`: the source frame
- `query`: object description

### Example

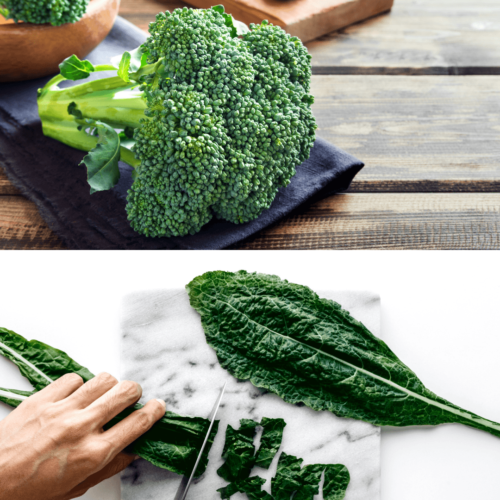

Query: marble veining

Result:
[120,289,381,500]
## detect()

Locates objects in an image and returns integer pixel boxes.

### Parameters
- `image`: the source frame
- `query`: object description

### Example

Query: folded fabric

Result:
[0,17,363,250]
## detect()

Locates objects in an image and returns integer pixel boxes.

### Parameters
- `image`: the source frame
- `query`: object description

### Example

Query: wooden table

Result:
[1,0,499,249]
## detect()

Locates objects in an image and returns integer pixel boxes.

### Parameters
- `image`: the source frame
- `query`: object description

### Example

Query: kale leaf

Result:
[255,417,286,469]
[187,270,500,438]
[0,327,217,477]
[218,476,273,500]
[217,419,260,482]
[272,453,350,500]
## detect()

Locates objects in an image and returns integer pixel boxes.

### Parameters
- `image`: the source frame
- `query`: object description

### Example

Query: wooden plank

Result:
[234,193,500,249]
[307,0,500,73]
[0,196,66,249]
[311,75,500,187]
[0,167,20,195]
[119,0,189,32]
[184,0,393,43]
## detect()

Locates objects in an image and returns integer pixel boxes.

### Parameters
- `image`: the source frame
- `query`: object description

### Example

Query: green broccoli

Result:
[0,0,89,25]
[36,6,317,237]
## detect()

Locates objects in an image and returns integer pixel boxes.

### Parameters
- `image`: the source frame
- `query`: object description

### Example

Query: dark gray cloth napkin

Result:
[0,16,363,250]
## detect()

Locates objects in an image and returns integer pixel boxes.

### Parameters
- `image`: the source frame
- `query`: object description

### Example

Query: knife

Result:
[173,382,227,500]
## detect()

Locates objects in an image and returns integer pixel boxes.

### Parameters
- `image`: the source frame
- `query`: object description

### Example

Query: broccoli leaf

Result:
[112,46,149,83]
[218,419,259,482]
[210,4,248,37]
[212,5,225,14]
[187,270,500,439]
[218,476,273,500]
[68,103,122,193]
[233,19,250,36]
[0,327,218,477]
[0,7,9,17]
[59,54,95,81]
[79,120,121,194]
[254,417,286,469]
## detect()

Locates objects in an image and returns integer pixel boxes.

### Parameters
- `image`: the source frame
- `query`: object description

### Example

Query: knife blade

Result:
[173,381,227,500]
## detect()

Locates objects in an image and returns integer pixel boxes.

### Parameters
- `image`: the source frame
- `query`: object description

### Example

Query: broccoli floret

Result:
[0,0,89,25]
[37,6,317,237]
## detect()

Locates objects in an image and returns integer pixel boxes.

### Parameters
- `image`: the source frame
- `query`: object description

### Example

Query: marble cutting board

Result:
[119,289,381,500]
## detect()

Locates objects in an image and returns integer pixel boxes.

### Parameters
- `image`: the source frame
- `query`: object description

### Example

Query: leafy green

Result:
[59,55,95,81]
[112,46,149,83]
[217,414,348,500]
[323,465,351,500]
[187,271,500,438]
[0,327,218,477]
[218,419,259,482]
[255,418,286,469]
[79,119,121,194]
[271,453,303,500]
[271,453,350,500]
[218,476,273,500]
[0,387,35,407]
[0,327,94,390]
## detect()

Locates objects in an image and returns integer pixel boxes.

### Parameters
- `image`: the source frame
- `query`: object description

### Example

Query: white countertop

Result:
[1,251,499,500]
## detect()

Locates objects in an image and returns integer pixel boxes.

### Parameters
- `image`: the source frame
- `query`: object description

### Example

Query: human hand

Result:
[0,372,166,500]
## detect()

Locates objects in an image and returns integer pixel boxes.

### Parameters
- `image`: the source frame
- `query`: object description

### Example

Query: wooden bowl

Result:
[0,0,120,82]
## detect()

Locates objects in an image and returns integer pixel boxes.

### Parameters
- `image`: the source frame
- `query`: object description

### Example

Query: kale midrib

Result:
[0,340,53,384]
[206,293,500,433]
[0,389,27,401]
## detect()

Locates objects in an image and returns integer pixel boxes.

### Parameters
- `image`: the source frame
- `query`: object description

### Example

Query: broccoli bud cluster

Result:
[1,0,89,25]
[126,7,317,238]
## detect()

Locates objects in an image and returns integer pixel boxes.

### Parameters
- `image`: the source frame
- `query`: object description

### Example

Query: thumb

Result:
[65,452,135,499]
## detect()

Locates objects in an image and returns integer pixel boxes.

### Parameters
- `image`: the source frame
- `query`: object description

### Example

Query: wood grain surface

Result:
[308,0,500,74]
[234,193,500,249]
[1,0,499,250]
[312,76,500,188]
[0,196,66,249]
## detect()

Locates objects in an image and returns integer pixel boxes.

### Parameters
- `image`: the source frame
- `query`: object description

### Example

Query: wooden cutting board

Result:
[119,288,381,500]
[183,0,394,42]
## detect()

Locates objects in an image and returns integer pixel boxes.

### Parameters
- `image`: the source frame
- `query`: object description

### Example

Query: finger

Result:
[23,373,84,405]
[64,452,135,500]
[64,372,119,409]
[101,398,166,452]
[84,380,143,427]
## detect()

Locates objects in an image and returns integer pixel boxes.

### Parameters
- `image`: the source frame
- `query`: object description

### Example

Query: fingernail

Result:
[155,398,166,409]
[133,455,141,461]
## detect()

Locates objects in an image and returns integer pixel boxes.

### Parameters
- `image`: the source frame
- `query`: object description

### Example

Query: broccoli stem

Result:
[37,65,147,168]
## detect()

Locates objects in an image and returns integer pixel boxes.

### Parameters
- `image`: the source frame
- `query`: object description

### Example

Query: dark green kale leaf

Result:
[271,453,350,500]
[271,453,303,500]
[186,270,500,438]
[323,465,351,500]
[0,327,217,477]
[218,419,259,482]
[255,417,286,469]
[218,476,273,500]
[59,54,95,81]
[0,387,35,407]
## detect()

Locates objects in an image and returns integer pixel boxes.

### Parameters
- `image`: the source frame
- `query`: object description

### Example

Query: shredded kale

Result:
[255,417,286,469]
[217,417,349,500]
[217,419,260,482]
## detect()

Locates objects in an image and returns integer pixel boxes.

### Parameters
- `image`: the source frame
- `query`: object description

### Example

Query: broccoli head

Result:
[0,0,89,25]
[37,6,317,238]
